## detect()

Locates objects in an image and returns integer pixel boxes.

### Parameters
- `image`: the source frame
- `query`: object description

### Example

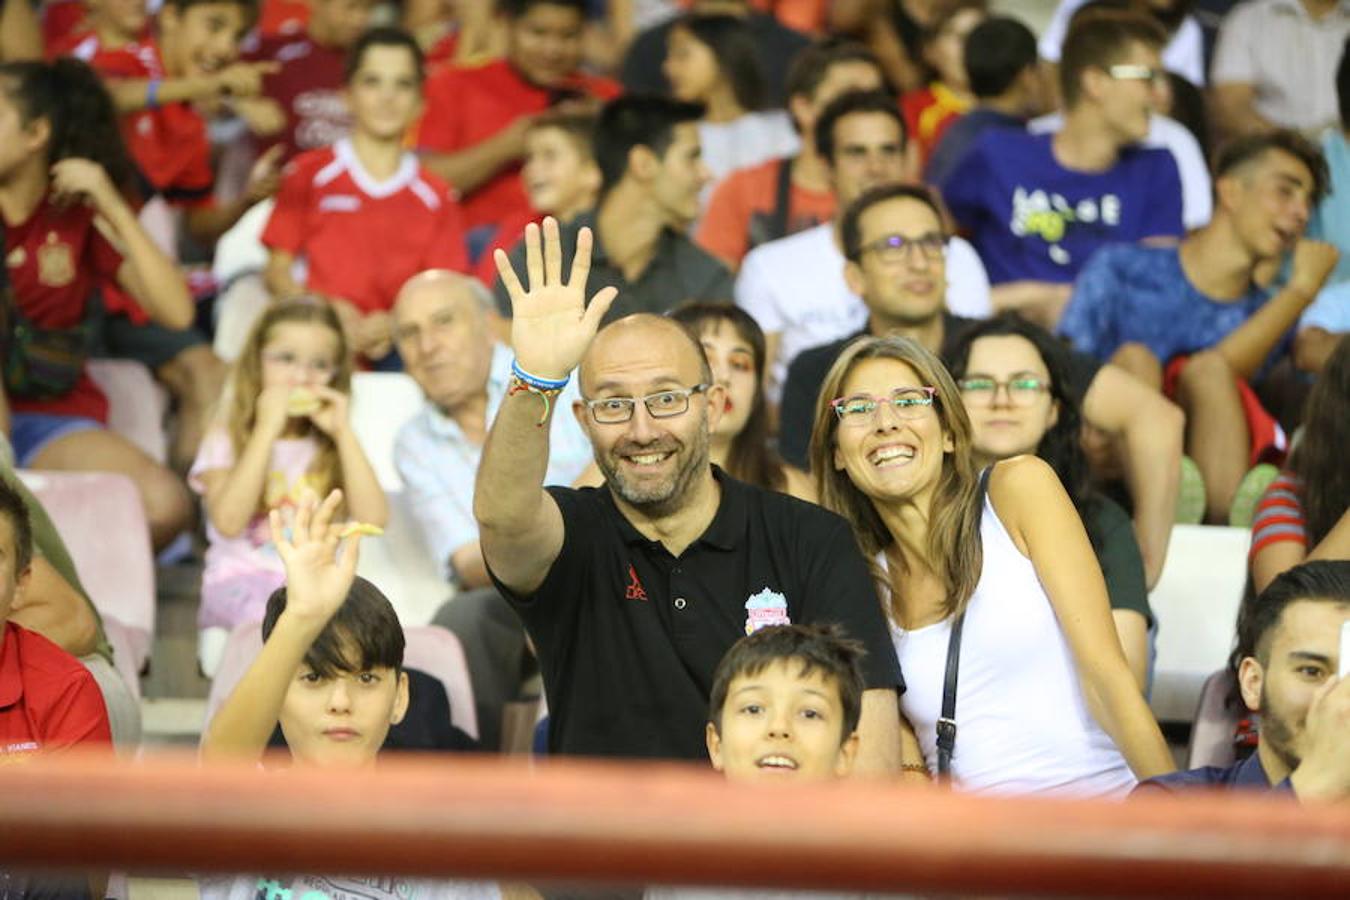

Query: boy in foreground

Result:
[705,624,865,783]
[199,488,501,899]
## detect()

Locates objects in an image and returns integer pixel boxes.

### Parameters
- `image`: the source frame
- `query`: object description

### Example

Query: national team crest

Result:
[744,587,790,635]
[36,232,74,287]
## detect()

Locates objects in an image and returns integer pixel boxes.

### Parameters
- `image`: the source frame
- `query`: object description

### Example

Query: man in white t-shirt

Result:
[735,89,990,402]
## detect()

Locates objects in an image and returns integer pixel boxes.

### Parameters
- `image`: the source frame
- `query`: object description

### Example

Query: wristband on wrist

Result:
[507,375,563,427]
[146,78,162,110]
[511,358,570,391]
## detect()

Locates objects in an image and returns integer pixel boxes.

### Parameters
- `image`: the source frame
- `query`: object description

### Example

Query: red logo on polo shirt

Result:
[625,564,648,602]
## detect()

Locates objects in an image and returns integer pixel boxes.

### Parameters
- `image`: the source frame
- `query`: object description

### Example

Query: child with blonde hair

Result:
[190,300,387,633]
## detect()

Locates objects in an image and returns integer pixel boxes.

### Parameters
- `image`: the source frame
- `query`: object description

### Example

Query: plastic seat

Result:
[1186,669,1242,770]
[15,470,156,675]
[87,359,170,465]
[349,372,426,491]
[204,621,477,739]
[354,488,453,628]
[1147,524,1249,724]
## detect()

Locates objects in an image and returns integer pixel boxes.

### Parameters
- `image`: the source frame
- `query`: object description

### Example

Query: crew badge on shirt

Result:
[744,587,791,634]
[1011,187,1123,268]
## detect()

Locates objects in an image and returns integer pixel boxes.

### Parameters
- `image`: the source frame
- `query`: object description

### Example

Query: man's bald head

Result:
[580,314,713,394]
[394,269,492,324]
[393,269,496,414]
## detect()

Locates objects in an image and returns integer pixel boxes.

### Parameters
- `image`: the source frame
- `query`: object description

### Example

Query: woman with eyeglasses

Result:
[809,334,1173,794]
[669,303,815,502]
[946,313,1154,691]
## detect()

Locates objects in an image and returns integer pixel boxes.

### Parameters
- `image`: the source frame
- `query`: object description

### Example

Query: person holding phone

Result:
[1139,560,1350,801]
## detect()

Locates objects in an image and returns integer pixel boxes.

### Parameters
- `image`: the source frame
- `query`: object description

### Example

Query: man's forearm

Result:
[473,387,561,533]
[1217,284,1315,379]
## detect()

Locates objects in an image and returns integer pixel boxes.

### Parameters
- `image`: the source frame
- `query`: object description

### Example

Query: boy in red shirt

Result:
[0,478,111,758]
[416,0,619,247]
[261,27,469,366]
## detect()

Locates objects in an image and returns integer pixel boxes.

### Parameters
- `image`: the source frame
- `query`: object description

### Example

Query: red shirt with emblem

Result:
[243,32,350,161]
[415,59,621,232]
[262,139,470,313]
[84,38,215,207]
[4,194,126,422]
[0,622,112,758]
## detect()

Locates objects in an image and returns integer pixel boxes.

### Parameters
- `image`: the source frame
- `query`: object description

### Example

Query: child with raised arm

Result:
[190,301,386,636]
[198,488,501,899]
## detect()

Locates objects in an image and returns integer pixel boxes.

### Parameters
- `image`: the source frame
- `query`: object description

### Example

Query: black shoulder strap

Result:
[936,465,993,780]
[766,157,794,243]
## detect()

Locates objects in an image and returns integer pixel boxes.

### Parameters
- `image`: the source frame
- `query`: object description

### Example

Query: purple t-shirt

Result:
[940,129,1184,284]
[1058,244,1280,366]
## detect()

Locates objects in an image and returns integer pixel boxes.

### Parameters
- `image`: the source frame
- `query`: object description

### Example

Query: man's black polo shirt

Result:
[491,209,735,324]
[489,468,904,761]
[777,313,1103,469]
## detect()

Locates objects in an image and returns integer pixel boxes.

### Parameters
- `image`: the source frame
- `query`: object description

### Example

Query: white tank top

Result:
[889,493,1137,798]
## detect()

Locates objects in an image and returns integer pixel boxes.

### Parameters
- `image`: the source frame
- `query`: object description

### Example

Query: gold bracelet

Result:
[901,763,931,777]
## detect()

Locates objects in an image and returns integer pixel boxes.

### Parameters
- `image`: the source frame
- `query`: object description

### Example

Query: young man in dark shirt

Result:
[1139,560,1350,799]
[477,218,905,772]
[492,96,733,324]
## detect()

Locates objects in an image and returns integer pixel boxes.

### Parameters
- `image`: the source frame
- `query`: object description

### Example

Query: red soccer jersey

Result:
[41,0,89,55]
[262,139,470,313]
[4,194,127,422]
[89,38,215,207]
[415,59,621,232]
[694,156,836,269]
[243,32,349,161]
[0,622,112,758]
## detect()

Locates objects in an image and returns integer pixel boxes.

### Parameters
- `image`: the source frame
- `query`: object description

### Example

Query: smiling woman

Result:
[809,334,1176,796]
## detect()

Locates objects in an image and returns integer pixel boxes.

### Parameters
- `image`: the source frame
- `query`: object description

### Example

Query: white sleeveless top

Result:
[888,493,1137,798]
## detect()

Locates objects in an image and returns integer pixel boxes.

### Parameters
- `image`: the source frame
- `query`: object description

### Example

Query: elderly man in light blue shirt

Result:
[393,270,592,749]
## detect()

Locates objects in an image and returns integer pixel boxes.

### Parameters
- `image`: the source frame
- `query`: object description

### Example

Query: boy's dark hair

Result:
[0,478,34,578]
[1214,129,1330,207]
[527,109,598,157]
[964,16,1037,99]
[840,182,944,262]
[1339,35,1350,129]
[344,26,425,85]
[593,94,705,195]
[1058,11,1166,109]
[263,576,405,677]
[784,37,881,105]
[1239,561,1350,664]
[813,89,906,165]
[498,0,586,18]
[708,624,866,740]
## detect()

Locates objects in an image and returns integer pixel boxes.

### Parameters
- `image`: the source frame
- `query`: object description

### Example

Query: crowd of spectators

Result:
[2,0,1349,893]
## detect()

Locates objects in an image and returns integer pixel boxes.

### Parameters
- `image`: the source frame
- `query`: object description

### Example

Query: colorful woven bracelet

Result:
[510,358,570,391]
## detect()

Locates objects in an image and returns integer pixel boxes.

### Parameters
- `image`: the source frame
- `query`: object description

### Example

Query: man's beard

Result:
[1258,683,1302,774]
[598,418,711,517]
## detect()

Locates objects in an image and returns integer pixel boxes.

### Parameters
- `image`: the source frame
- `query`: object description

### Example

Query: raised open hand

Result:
[269,488,363,626]
[493,216,618,380]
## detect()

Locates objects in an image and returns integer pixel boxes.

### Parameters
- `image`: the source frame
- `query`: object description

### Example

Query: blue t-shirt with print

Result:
[940,129,1185,284]
[1058,243,1278,365]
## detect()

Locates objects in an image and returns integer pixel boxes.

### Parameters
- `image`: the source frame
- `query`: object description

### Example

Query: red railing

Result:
[1,751,1347,897]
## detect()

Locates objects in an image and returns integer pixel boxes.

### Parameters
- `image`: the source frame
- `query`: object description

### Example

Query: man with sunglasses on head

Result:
[474,218,905,773]
[938,11,1185,327]
[780,183,1185,592]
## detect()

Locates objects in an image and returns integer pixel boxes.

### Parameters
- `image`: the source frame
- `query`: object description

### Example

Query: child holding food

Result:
[190,300,387,634]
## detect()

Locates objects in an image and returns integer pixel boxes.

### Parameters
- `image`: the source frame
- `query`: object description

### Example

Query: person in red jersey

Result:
[415,0,619,250]
[242,0,375,162]
[0,477,111,759]
[0,58,194,550]
[260,27,469,367]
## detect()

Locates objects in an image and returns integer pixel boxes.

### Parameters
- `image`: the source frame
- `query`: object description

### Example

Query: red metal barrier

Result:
[1,751,1347,897]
